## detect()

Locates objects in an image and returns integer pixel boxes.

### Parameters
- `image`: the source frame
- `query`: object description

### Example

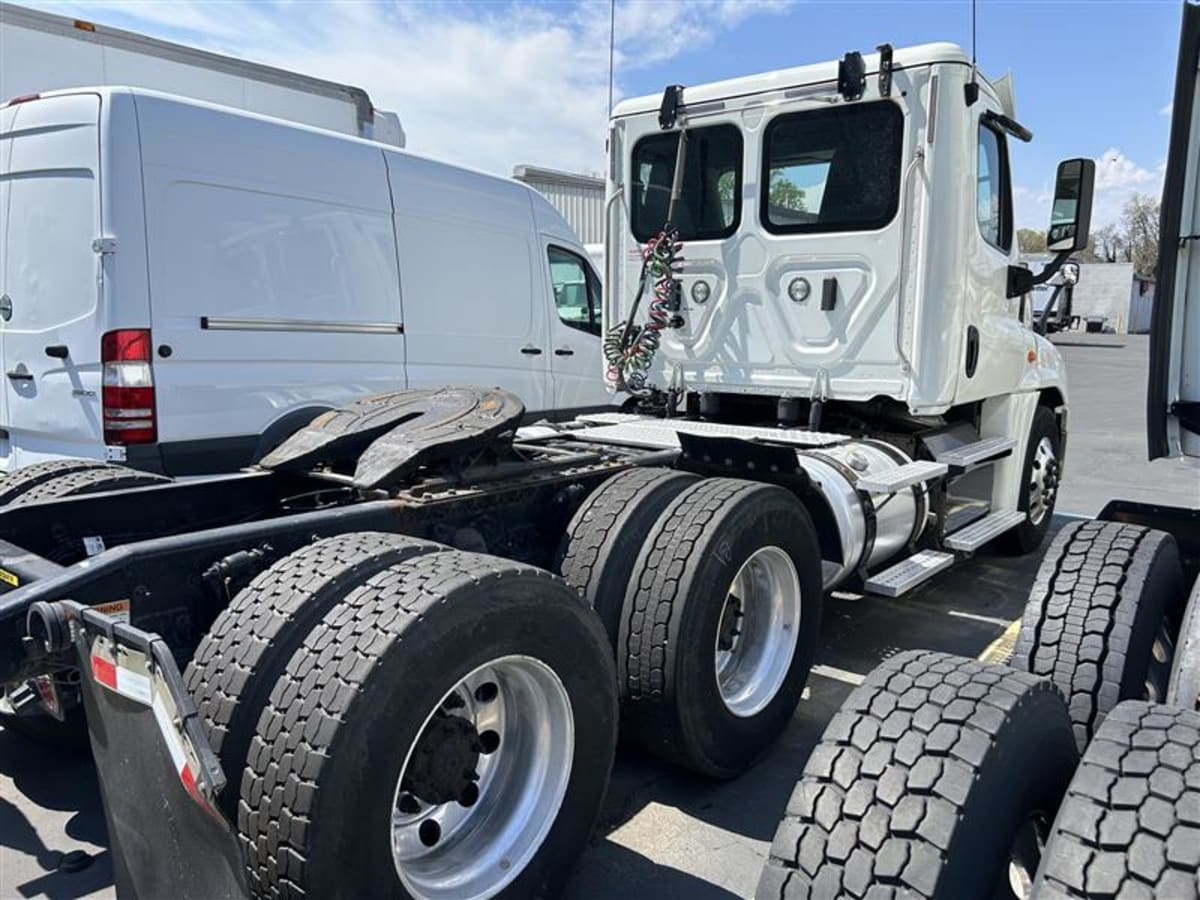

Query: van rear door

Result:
[1,93,105,469]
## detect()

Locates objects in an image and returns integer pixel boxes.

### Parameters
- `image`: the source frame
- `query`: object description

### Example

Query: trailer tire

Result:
[1032,700,1200,900]
[238,551,617,900]
[1000,406,1062,555]
[1167,575,1200,712]
[184,532,443,817]
[757,651,1078,900]
[7,463,169,507]
[557,466,699,647]
[0,459,131,506]
[619,477,822,778]
[1013,521,1184,749]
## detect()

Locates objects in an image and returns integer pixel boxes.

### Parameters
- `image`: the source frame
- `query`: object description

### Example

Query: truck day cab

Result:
[0,40,1105,900]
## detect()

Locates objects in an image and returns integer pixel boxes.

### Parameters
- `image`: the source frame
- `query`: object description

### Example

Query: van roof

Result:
[612,42,991,118]
[26,86,581,246]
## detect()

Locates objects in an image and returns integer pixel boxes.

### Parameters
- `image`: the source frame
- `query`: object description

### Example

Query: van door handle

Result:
[44,344,69,359]
[520,346,543,356]
[554,348,574,356]
[6,370,33,381]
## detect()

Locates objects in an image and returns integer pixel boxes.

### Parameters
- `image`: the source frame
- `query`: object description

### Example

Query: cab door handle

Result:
[554,348,574,357]
[6,370,33,381]
[520,346,543,356]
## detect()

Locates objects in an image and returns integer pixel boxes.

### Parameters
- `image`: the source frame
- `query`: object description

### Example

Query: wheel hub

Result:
[403,712,481,806]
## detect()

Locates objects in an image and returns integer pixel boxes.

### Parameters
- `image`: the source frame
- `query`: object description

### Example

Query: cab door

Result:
[543,244,607,415]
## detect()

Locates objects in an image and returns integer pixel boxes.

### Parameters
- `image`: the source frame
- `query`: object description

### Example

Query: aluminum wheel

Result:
[1027,436,1059,526]
[1144,615,1176,702]
[391,655,574,900]
[1003,813,1049,899]
[714,545,802,718]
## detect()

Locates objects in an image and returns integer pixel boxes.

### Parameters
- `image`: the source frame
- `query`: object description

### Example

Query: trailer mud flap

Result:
[36,601,249,900]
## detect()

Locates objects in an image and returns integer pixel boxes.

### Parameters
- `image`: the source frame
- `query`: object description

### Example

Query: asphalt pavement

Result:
[0,333,1193,900]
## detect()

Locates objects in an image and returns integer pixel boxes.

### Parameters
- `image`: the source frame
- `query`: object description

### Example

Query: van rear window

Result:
[762,102,904,234]
[631,124,742,242]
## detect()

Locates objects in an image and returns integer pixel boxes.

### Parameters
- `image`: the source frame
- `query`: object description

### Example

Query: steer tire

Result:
[999,406,1062,555]
[1013,521,1184,749]
[619,477,823,778]
[238,550,617,900]
[7,463,169,507]
[757,650,1078,900]
[184,532,444,817]
[557,466,700,647]
[1167,575,1200,712]
[1033,700,1200,900]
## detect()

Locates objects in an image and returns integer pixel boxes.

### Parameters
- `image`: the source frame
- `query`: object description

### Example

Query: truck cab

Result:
[605,43,1065,416]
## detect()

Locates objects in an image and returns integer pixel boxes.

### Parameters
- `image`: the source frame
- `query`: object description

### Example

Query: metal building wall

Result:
[513,166,605,244]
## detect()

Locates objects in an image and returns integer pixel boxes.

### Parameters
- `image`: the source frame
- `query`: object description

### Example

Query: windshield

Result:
[630,124,742,242]
[762,101,904,234]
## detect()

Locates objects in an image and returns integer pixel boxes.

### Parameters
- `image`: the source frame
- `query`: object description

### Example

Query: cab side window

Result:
[977,123,1013,252]
[548,246,601,336]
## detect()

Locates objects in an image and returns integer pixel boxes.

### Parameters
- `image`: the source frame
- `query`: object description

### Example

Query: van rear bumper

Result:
[124,435,259,477]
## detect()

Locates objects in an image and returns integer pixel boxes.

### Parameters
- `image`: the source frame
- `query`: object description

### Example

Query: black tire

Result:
[7,463,169,507]
[557,466,699,647]
[184,532,443,817]
[238,550,617,900]
[757,650,1078,900]
[0,458,117,505]
[619,477,823,778]
[1013,521,1184,749]
[1033,700,1200,900]
[1167,575,1200,712]
[1000,405,1062,555]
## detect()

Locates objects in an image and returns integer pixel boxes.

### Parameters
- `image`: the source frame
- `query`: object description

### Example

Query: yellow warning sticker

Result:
[0,568,19,588]
[90,599,131,624]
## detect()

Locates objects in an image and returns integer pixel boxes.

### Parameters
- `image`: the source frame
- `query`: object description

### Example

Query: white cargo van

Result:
[0,87,608,475]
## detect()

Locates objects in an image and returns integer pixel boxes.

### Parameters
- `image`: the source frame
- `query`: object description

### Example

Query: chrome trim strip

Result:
[200,317,403,335]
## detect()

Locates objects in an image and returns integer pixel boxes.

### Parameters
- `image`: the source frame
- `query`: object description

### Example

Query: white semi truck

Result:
[0,36,1112,900]
[0,1,404,145]
[757,6,1200,898]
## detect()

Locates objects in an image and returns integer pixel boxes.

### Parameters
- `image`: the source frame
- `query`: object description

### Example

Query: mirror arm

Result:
[1007,250,1072,299]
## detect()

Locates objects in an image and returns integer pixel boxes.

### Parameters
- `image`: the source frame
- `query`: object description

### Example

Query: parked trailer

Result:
[0,1,403,145]
[0,39,1103,899]
[757,5,1200,897]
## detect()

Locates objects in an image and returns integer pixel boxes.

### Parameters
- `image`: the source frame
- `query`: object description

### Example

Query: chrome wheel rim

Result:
[1003,813,1049,899]
[714,545,802,718]
[391,655,574,900]
[1027,437,1059,526]
[1145,616,1176,702]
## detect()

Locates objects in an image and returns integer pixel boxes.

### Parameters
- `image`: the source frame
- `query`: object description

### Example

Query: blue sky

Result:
[18,0,1182,228]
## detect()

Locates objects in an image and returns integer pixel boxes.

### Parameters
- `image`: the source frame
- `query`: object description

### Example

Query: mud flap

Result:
[36,601,249,900]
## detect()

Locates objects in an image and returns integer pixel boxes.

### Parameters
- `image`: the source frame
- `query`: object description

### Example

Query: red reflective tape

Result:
[91,654,117,689]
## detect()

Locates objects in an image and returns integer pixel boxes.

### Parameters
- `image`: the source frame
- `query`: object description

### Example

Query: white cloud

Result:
[29,0,790,176]
[1160,102,1174,116]
[1016,147,1161,233]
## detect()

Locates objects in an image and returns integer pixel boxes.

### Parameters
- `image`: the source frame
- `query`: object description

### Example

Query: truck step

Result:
[944,510,1026,552]
[856,460,948,494]
[864,550,955,598]
[934,436,1017,469]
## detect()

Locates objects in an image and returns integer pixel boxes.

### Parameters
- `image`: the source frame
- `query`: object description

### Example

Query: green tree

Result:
[1017,228,1046,254]
[768,170,807,212]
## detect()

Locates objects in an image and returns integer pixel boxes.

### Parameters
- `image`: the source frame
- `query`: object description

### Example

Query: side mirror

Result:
[1046,158,1095,252]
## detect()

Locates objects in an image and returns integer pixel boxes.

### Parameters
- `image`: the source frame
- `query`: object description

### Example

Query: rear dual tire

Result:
[186,537,616,900]
[618,477,823,778]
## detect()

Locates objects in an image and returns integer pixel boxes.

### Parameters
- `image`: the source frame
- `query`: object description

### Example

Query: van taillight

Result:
[101,329,156,444]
